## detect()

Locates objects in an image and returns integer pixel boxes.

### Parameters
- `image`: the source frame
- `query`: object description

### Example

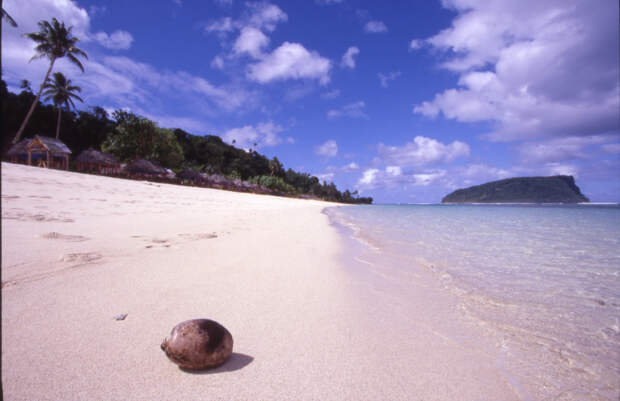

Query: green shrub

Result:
[250,175,297,194]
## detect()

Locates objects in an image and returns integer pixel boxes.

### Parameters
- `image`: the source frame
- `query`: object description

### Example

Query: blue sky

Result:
[3,0,619,202]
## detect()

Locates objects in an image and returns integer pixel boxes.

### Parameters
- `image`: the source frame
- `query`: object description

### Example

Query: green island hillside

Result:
[442,176,590,203]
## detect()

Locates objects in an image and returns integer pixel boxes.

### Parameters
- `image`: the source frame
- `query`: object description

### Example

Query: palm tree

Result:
[20,79,32,92]
[42,72,83,140]
[12,17,87,144]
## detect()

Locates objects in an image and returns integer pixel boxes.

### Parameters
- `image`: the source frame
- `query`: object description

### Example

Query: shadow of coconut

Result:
[179,352,254,375]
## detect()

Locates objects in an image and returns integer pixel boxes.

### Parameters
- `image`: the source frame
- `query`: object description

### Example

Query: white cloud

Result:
[457,163,511,186]
[321,89,340,99]
[341,46,359,69]
[315,140,338,157]
[364,20,387,33]
[222,121,285,149]
[93,30,134,50]
[327,101,367,119]
[544,163,580,177]
[203,2,328,85]
[211,55,225,70]
[414,0,619,142]
[205,3,286,36]
[518,136,613,164]
[3,0,131,53]
[386,166,402,177]
[204,17,235,34]
[412,171,446,186]
[378,71,401,88]
[377,136,470,167]
[359,169,379,185]
[68,55,250,113]
[342,162,360,172]
[89,5,107,16]
[233,26,269,58]
[409,39,422,50]
[247,42,331,84]
[356,167,447,190]
[316,172,335,183]
[246,2,288,32]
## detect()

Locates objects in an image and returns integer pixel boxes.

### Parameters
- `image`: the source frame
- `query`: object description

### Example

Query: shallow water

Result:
[327,204,620,401]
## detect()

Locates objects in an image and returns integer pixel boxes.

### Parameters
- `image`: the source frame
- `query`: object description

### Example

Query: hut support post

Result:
[65,155,69,170]
[46,151,50,168]
[27,150,32,166]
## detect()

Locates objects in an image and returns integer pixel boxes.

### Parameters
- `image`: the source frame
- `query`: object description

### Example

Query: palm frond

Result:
[66,53,85,72]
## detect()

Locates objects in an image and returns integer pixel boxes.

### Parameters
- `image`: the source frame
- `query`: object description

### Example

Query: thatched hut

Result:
[7,135,71,169]
[123,159,167,178]
[75,149,120,175]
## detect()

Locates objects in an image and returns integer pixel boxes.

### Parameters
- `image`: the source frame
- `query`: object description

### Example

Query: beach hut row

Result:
[6,137,275,194]
[6,138,176,179]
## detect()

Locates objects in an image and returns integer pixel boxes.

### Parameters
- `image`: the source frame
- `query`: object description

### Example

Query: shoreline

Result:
[3,162,519,400]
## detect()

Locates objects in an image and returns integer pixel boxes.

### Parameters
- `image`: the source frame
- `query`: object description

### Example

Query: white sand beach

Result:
[2,162,521,400]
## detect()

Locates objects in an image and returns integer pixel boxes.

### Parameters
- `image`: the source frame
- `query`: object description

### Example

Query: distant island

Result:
[442,175,590,203]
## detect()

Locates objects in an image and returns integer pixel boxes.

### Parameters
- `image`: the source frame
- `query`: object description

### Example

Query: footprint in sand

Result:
[134,233,217,249]
[2,210,74,222]
[59,252,102,264]
[40,232,89,242]
[2,252,104,288]
[178,233,218,241]
[132,235,173,249]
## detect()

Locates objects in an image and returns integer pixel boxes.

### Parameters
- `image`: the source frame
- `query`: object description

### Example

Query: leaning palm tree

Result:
[42,72,83,140]
[1,3,17,28]
[12,17,87,144]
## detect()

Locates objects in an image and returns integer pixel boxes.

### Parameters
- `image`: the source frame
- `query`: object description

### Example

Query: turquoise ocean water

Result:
[326,204,620,400]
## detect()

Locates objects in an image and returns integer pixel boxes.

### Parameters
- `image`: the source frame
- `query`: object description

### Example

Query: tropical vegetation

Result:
[1,80,372,204]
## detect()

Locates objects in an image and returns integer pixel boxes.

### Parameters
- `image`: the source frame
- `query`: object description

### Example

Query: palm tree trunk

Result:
[55,107,61,139]
[12,57,56,144]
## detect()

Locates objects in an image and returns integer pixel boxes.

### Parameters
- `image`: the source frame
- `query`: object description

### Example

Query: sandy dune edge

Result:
[2,162,519,400]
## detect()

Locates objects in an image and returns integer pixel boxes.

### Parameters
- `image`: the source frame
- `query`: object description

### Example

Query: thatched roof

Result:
[9,136,72,156]
[7,139,30,156]
[29,135,71,154]
[124,159,167,175]
[75,149,119,165]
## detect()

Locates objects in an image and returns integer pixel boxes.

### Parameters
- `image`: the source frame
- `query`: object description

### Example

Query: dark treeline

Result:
[1,81,372,204]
